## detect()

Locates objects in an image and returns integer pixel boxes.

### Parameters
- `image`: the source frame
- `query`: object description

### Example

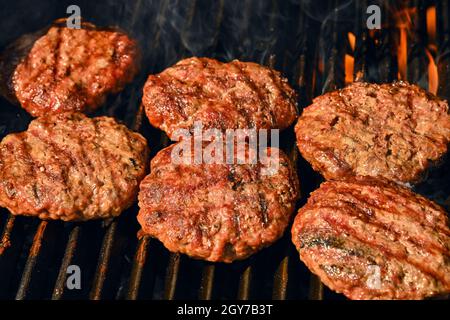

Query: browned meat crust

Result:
[295,82,450,184]
[142,57,298,139]
[291,177,450,300]
[138,140,300,262]
[0,112,149,221]
[0,19,140,117]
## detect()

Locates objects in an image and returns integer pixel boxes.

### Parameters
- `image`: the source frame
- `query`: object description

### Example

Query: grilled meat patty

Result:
[295,82,450,184]
[0,19,139,117]
[138,140,300,262]
[0,113,149,221]
[142,57,298,139]
[291,177,450,300]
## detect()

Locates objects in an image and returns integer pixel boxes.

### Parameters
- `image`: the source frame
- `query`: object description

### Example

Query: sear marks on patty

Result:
[0,112,149,221]
[138,140,300,262]
[142,57,298,139]
[295,81,450,184]
[0,19,140,117]
[291,177,450,300]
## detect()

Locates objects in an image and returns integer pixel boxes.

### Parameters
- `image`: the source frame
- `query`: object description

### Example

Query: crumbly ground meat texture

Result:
[0,20,139,117]
[138,141,300,262]
[291,177,450,300]
[142,57,298,139]
[295,82,450,184]
[0,113,149,221]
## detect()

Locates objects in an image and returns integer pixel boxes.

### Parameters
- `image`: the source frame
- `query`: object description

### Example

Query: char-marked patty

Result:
[0,112,149,221]
[291,177,450,300]
[142,57,298,139]
[138,140,300,262]
[0,19,140,117]
[295,82,450,184]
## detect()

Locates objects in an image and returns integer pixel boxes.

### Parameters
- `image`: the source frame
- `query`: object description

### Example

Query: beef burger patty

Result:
[291,177,450,300]
[0,20,140,117]
[0,112,149,221]
[138,140,300,262]
[295,82,450,184]
[142,57,298,139]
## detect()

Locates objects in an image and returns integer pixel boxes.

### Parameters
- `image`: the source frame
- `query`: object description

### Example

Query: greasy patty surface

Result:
[295,82,450,184]
[292,177,450,300]
[138,141,300,262]
[0,113,149,221]
[142,57,298,139]
[0,20,139,117]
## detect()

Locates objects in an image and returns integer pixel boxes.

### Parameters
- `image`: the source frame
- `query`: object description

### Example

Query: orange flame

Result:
[395,7,416,80]
[425,5,438,95]
[397,27,408,80]
[426,6,436,48]
[345,54,354,85]
[425,6,438,94]
[348,32,356,51]
[425,49,438,94]
[345,32,356,85]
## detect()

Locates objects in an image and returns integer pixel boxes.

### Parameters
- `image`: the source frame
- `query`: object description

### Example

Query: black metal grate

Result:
[0,0,448,300]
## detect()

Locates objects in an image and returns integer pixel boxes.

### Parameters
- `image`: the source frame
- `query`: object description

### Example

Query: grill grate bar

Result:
[237,265,252,300]
[164,253,181,300]
[89,221,117,300]
[52,226,81,300]
[308,275,324,300]
[198,264,215,300]
[126,235,151,300]
[272,255,289,300]
[15,221,48,300]
[0,214,15,255]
